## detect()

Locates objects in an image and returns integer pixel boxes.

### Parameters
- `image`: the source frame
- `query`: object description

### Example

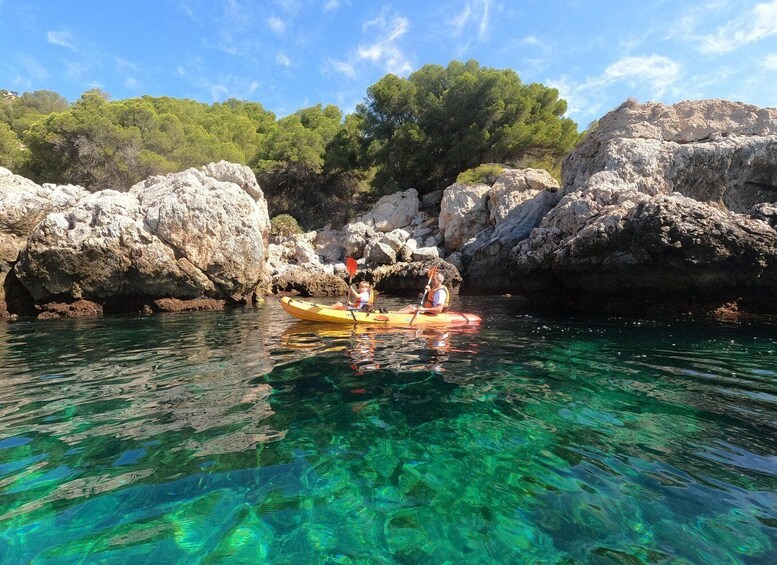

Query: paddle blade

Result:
[427,265,438,281]
[345,257,358,277]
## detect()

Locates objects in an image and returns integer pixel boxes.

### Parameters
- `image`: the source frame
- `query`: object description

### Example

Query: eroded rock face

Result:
[563,99,777,213]
[510,189,777,312]
[1,168,88,315]
[439,183,490,251]
[15,163,269,305]
[503,100,777,313]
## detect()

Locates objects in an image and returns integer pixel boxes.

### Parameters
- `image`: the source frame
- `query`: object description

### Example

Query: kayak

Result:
[279,296,481,327]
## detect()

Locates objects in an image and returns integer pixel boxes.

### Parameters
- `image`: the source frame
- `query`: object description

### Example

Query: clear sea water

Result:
[0,296,776,563]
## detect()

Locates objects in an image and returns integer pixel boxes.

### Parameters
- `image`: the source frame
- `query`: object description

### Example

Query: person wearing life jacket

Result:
[399,272,449,314]
[332,280,375,311]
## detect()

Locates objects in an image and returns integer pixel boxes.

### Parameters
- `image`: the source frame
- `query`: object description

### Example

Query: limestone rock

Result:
[15,163,269,304]
[273,266,348,296]
[489,169,559,224]
[357,188,419,232]
[563,99,777,213]
[439,182,490,251]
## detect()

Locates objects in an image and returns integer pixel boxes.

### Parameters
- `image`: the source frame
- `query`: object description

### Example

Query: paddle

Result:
[345,257,358,321]
[410,265,438,325]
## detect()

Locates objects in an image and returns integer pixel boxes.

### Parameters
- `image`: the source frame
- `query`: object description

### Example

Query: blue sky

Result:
[2,0,776,128]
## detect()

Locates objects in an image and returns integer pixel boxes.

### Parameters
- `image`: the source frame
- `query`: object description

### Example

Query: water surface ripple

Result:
[1,297,776,563]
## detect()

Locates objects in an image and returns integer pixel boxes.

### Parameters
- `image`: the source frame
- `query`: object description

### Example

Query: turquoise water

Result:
[1,297,776,563]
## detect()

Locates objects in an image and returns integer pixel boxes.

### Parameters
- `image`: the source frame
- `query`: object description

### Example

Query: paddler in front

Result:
[398,272,450,314]
[332,280,374,311]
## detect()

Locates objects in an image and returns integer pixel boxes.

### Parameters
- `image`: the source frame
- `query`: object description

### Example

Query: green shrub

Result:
[456,163,505,186]
[270,214,304,239]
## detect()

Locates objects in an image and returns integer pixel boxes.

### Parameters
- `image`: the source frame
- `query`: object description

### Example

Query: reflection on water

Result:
[0,297,776,563]
[280,321,480,375]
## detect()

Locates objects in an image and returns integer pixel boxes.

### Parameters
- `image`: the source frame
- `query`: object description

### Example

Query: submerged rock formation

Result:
[510,100,777,313]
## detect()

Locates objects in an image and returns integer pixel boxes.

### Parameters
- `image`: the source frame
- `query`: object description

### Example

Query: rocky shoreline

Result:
[2,99,777,319]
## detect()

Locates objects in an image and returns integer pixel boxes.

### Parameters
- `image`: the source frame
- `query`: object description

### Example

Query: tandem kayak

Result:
[279,296,481,326]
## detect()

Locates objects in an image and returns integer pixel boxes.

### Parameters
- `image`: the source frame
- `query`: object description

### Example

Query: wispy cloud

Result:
[446,0,492,40]
[323,0,341,11]
[602,55,680,95]
[328,59,356,78]
[47,30,75,49]
[358,9,412,75]
[276,52,291,66]
[268,16,285,34]
[549,55,681,123]
[698,0,777,53]
[763,53,777,70]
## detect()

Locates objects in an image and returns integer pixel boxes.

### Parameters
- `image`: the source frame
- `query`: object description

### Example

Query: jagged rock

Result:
[371,260,462,296]
[489,169,559,224]
[421,189,443,209]
[1,168,88,316]
[461,190,561,292]
[510,189,777,312]
[562,99,777,212]
[314,227,345,263]
[439,182,490,251]
[750,203,777,229]
[366,241,397,266]
[15,163,269,306]
[343,222,374,258]
[273,266,348,296]
[357,188,419,232]
[412,246,440,261]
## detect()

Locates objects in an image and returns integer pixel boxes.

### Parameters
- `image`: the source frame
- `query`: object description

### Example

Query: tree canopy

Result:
[356,60,581,194]
[0,60,583,228]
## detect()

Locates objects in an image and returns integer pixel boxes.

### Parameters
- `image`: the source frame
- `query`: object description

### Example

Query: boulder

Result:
[15,163,269,306]
[357,188,419,232]
[439,182,490,251]
[366,241,397,266]
[489,169,559,224]
[314,227,345,263]
[1,168,88,316]
[509,189,777,312]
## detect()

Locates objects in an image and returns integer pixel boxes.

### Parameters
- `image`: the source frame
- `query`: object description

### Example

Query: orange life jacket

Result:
[423,285,449,312]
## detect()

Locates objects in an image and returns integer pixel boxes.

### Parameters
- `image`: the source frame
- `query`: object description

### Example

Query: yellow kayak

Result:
[279,296,481,327]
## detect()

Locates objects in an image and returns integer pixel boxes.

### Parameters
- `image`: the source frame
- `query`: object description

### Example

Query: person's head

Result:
[358,281,371,292]
[432,272,444,287]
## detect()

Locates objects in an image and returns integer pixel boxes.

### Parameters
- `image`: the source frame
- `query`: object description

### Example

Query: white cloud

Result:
[329,59,356,78]
[764,53,777,69]
[548,55,681,124]
[603,55,680,95]
[177,65,186,76]
[358,9,412,74]
[125,77,139,89]
[249,81,259,94]
[268,16,285,34]
[276,52,291,66]
[698,1,777,53]
[324,0,341,11]
[47,30,75,49]
[447,2,472,35]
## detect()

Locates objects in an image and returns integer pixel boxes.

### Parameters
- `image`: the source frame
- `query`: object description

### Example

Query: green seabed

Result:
[0,297,776,563]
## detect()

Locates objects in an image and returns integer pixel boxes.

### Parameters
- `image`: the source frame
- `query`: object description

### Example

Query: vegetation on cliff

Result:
[1,60,582,228]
